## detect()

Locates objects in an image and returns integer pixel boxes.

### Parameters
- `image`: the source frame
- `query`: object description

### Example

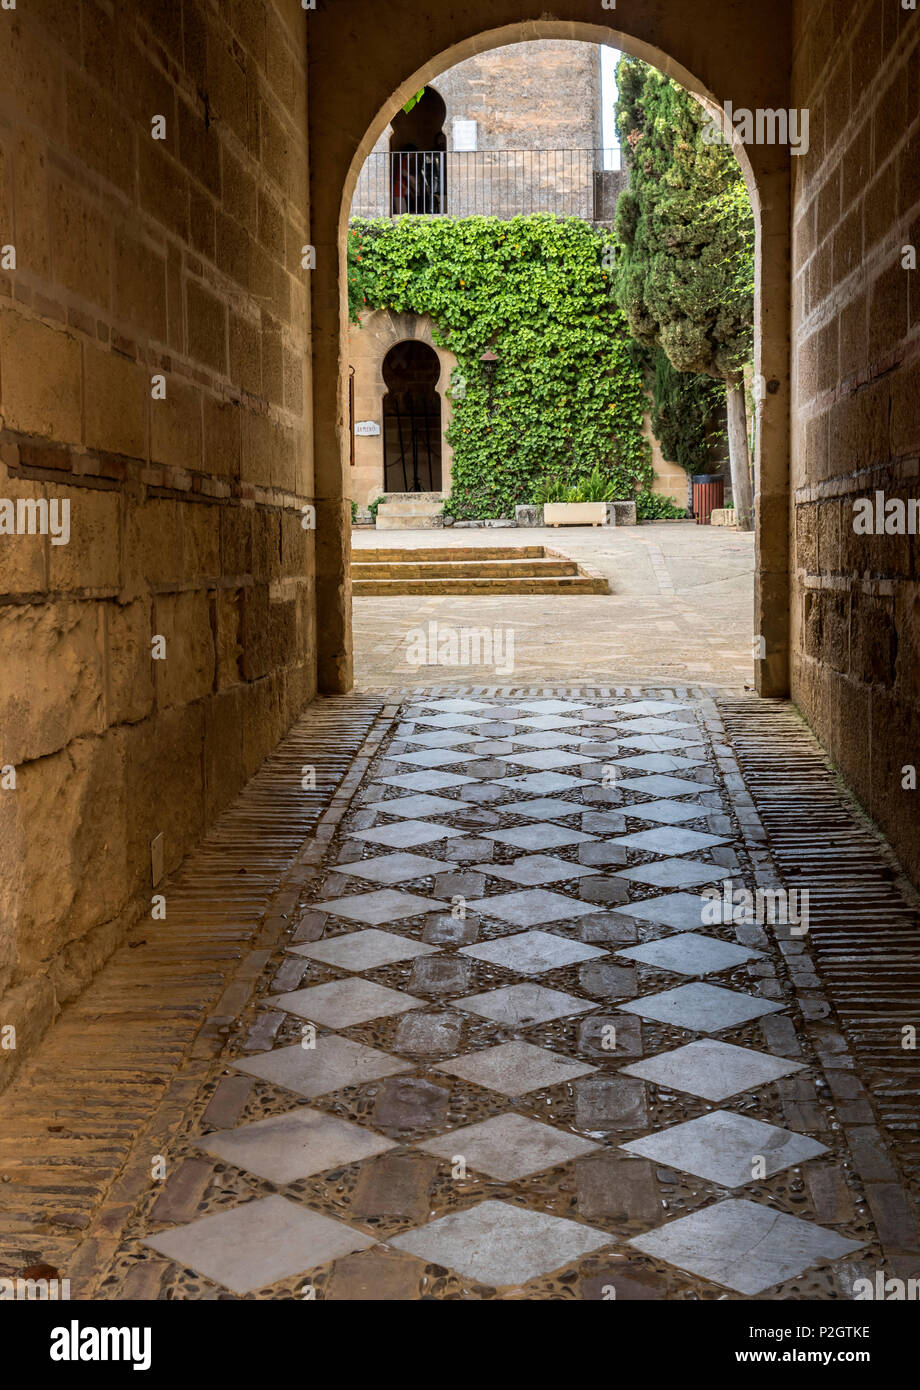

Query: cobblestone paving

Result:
[79,690,915,1300]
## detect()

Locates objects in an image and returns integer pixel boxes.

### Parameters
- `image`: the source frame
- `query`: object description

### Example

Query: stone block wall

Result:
[0,0,314,1083]
[791,1,920,881]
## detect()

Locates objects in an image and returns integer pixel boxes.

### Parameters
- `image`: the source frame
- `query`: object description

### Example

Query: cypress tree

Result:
[613,57,755,529]
[649,348,728,513]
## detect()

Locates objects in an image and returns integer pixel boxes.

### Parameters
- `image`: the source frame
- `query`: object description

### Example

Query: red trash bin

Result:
[692,473,725,525]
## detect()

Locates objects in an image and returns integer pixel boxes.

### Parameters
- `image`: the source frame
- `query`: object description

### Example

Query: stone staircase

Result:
[351,545,610,595]
[374,492,446,530]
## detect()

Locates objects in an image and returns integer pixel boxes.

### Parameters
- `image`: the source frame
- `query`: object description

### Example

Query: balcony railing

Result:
[350,149,627,222]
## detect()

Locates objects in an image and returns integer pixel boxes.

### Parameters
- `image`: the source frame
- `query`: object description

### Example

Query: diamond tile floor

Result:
[89,693,889,1300]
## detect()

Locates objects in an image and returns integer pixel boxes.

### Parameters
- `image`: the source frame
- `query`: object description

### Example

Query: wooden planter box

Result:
[544,501,607,527]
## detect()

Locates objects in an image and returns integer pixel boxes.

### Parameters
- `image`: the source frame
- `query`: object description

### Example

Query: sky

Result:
[600,46,622,169]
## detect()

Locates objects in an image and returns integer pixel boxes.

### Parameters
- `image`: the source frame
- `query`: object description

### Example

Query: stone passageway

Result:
[22,688,907,1301]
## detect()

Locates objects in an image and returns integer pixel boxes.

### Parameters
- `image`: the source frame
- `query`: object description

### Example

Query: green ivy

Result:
[636,491,686,521]
[348,216,653,520]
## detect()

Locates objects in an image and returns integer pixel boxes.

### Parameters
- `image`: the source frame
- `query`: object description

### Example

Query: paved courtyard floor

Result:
[353,521,755,691]
[44,688,910,1301]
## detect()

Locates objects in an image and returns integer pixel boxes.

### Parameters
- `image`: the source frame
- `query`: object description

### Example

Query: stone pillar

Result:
[754,162,793,698]
[310,145,353,695]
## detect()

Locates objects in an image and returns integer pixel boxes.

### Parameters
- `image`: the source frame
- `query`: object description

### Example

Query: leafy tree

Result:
[613,57,755,528]
[349,215,653,520]
[649,347,727,511]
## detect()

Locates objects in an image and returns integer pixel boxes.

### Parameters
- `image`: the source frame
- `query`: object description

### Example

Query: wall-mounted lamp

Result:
[480,349,499,418]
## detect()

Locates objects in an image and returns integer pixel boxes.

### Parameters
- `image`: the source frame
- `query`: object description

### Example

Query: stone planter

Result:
[544,501,607,527]
[515,504,543,527]
[606,501,637,527]
[710,507,738,527]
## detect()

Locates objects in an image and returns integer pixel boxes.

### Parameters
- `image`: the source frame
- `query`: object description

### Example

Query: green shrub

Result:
[368,495,385,524]
[350,499,358,524]
[636,492,687,521]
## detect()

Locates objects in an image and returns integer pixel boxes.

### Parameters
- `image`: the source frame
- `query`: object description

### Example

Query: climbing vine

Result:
[348,216,652,520]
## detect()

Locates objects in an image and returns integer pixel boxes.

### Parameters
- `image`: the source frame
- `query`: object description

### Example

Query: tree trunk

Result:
[725,377,753,531]
[686,470,694,517]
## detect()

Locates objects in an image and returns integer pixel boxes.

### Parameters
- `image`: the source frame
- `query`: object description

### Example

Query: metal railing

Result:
[350,149,626,222]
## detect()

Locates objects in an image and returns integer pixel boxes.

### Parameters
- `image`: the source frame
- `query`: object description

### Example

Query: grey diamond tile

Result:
[498,797,582,820]
[145,1195,374,1295]
[352,820,465,849]
[629,1199,864,1296]
[390,1199,611,1285]
[618,774,705,798]
[233,1035,413,1098]
[395,1010,463,1055]
[478,854,596,886]
[420,698,491,712]
[616,932,762,976]
[331,853,451,885]
[313,888,447,924]
[620,1039,806,1101]
[365,793,471,819]
[497,771,590,794]
[486,823,594,851]
[616,891,713,930]
[412,712,482,728]
[460,929,606,974]
[619,982,785,1032]
[435,1039,597,1096]
[289,928,440,972]
[506,749,589,770]
[615,717,696,734]
[392,749,479,769]
[517,700,587,715]
[197,1106,395,1184]
[622,1110,829,1188]
[620,800,709,826]
[469,888,597,926]
[510,730,584,749]
[457,983,593,1026]
[613,753,708,773]
[612,700,690,716]
[618,858,723,889]
[615,827,728,856]
[269,978,422,1027]
[405,729,477,749]
[381,770,475,792]
[618,734,704,753]
[419,1113,599,1181]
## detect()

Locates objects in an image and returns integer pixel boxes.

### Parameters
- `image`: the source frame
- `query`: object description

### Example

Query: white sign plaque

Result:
[354,420,380,436]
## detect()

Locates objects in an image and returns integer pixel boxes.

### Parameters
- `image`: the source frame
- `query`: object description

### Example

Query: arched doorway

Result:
[389,86,447,213]
[382,340,443,492]
[308,12,792,698]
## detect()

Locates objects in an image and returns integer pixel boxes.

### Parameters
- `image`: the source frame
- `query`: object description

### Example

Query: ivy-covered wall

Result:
[348,216,653,519]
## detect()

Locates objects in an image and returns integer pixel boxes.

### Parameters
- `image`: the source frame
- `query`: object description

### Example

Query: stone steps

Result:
[353,557,580,580]
[353,575,608,594]
[360,546,546,562]
[375,492,445,530]
[350,545,610,595]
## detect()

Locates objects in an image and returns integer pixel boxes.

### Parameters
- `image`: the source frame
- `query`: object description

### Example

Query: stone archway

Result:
[308,6,792,698]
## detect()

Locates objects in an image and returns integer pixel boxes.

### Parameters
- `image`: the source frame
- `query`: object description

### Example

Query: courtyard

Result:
[353,522,755,691]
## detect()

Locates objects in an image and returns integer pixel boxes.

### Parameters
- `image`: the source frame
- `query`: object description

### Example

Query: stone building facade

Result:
[347,39,654,513]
